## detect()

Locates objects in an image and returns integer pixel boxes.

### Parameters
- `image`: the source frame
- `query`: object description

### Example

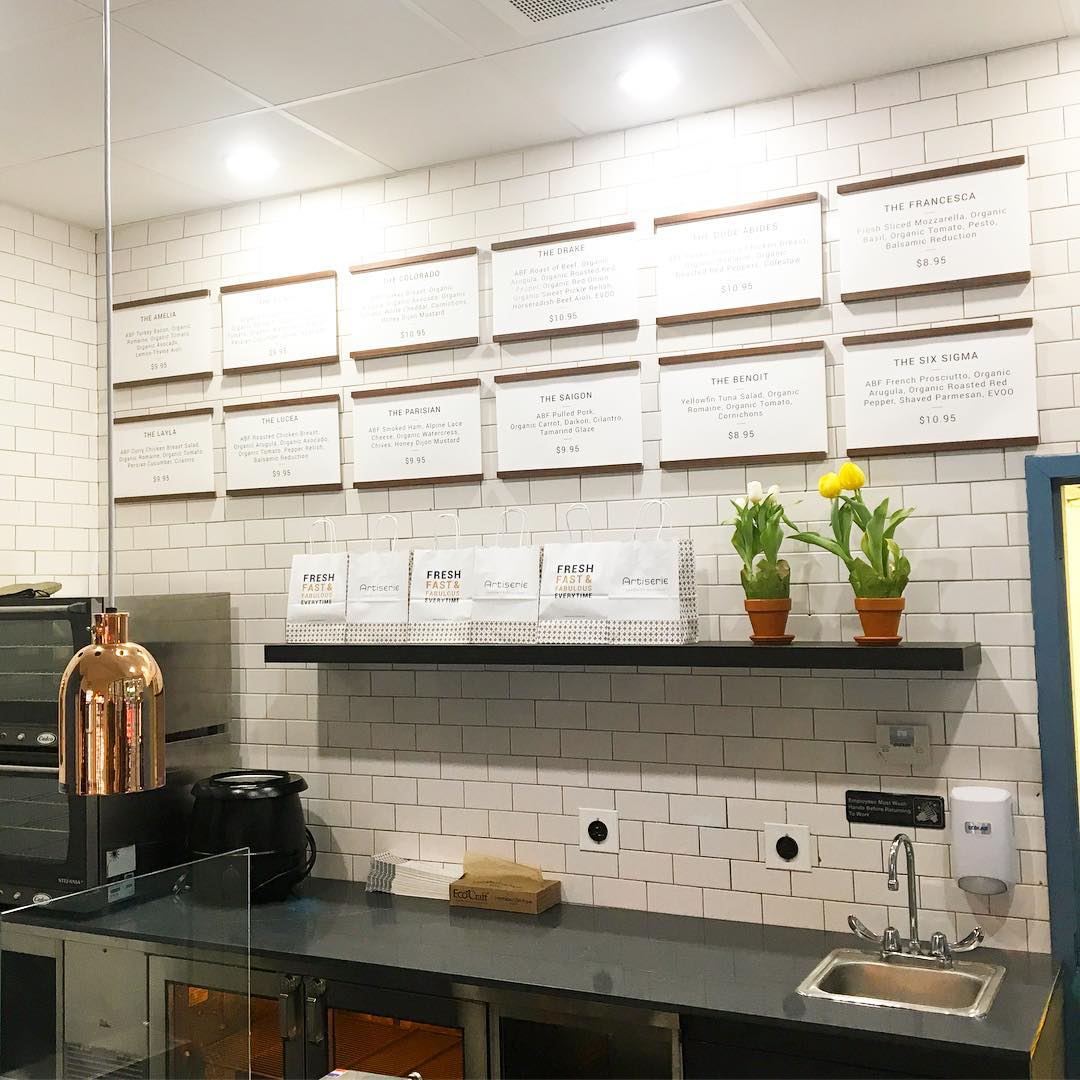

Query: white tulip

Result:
[746,480,764,505]
[766,484,780,501]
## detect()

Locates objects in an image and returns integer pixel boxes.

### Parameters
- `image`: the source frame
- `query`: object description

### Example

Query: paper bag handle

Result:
[564,502,594,542]
[306,518,340,553]
[497,507,527,548]
[436,512,461,550]
[632,500,668,540]
[369,513,399,552]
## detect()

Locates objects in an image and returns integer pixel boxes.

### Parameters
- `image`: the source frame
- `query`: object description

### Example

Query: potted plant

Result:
[730,481,793,644]
[785,462,914,645]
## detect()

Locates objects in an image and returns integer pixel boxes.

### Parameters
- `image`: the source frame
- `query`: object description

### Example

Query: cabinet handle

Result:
[278,976,302,1039]
[305,978,327,1046]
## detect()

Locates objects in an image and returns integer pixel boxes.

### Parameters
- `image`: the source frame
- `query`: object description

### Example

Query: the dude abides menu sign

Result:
[491,223,639,343]
[659,342,827,468]
[654,193,822,325]
[112,289,212,388]
[223,394,342,496]
[837,156,1030,302]
[220,271,339,374]
[842,318,1038,455]
[112,408,215,502]
[351,378,482,489]
[350,247,479,360]
[493,362,643,479]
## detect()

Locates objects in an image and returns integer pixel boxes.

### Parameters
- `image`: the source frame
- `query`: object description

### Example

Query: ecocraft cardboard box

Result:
[448,853,561,915]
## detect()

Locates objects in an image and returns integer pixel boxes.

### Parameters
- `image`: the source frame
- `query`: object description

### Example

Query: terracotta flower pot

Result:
[854,596,905,645]
[744,597,793,645]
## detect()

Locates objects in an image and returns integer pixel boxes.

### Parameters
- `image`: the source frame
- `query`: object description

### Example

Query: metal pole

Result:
[102,0,115,608]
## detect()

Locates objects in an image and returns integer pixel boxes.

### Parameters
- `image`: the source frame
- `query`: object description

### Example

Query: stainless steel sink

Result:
[797,948,1006,1018]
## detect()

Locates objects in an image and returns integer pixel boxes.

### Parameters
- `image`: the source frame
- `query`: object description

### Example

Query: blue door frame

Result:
[1026,453,1080,1068]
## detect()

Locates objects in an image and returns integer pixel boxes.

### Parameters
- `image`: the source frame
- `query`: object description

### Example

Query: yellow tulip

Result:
[818,472,842,499]
[837,461,866,491]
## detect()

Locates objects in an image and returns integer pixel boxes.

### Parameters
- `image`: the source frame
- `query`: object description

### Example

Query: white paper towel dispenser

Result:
[950,785,1016,896]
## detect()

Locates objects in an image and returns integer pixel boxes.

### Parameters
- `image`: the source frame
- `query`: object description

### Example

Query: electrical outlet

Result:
[764,823,812,872]
[579,808,619,853]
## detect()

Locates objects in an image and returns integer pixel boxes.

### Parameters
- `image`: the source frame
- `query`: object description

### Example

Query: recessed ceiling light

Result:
[225,146,279,182]
[617,57,681,101]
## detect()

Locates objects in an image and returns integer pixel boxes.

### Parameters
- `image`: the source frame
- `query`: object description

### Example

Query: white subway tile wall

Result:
[78,39,1080,949]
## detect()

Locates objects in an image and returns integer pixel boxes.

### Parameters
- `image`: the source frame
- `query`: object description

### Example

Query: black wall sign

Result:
[845,790,945,830]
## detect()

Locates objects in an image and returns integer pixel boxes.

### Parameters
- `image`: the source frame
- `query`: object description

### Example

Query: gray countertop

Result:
[7,876,1057,1060]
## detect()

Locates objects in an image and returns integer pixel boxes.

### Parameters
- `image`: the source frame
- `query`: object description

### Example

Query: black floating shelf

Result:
[264,641,981,672]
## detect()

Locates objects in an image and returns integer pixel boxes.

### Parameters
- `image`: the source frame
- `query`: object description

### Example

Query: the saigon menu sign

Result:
[837,157,1030,302]
[112,289,212,388]
[842,318,1038,455]
[113,408,215,502]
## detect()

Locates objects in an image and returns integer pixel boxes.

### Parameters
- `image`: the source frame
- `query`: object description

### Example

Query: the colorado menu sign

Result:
[112,289,212,388]
[494,362,643,479]
[491,224,639,343]
[837,156,1030,302]
[223,394,342,496]
[220,271,339,374]
[842,318,1038,455]
[350,247,479,360]
[659,342,827,468]
[654,193,822,325]
[352,378,482,489]
[113,408,215,502]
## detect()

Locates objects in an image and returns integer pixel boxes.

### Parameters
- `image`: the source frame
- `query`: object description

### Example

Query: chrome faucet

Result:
[888,832,920,954]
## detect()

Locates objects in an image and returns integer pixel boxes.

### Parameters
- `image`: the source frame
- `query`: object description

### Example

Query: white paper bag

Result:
[471,508,541,643]
[408,514,475,643]
[346,514,411,644]
[538,504,611,642]
[286,518,348,643]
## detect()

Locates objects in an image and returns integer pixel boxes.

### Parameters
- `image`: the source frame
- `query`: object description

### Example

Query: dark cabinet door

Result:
[683,1038,905,1079]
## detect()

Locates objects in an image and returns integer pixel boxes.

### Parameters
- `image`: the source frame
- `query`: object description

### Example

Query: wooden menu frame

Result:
[112,407,216,503]
[111,289,213,389]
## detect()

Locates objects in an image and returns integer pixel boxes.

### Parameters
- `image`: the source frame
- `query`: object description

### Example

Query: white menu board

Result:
[838,157,1030,302]
[220,271,339,374]
[350,248,480,360]
[659,343,827,467]
[655,194,822,325]
[842,318,1038,455]
[112,290,212,388]
[352,378,482,489]
[494,362,643,479]
[224,394,342,496]
[113,409,215,502]
[491,224,639,343]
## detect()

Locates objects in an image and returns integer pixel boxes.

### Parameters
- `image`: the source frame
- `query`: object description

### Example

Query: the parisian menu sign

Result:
[220,271,339,374]
[654,194,822,325]
[352,378,482,488]
[494,362,643,479]
[842,318,1038,455]
[113,408,215,502]
[491,224,639,343]
[224,394,342,496]
[837,157,1031,302]
[659,342,827,468]
[350,248,480,360]
[112,290,212,388]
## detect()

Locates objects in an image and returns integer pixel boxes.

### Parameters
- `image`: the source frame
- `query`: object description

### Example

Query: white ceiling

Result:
[2,0,1079,228]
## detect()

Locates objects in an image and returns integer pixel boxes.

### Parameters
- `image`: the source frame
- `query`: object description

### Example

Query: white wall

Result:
[103,38,1080,951]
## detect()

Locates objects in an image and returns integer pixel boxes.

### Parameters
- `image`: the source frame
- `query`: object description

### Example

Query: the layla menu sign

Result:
[220,271,338,374]
[659,341,827,468]
[112,289,212,388]
[654,193,822,325]
[493,361,643,479]
[351,378,482,489]
[837,156,1030,302]
[491,224,639,343]
[842,318,1038,455]
[350,247,479,360]
[113,408,215,502]
[223,394,342,496]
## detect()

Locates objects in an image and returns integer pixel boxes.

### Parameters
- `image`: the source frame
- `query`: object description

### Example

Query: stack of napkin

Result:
[365,852,463,900]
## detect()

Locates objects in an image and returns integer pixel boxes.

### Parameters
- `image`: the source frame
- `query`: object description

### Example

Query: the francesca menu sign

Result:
[493,362,643,479]
[112,290,212,388]
[113,408,215,502]
[654,193,822,325]
[220,271,339,374]
[491,224,639,343]
[350,247,479,360]
[837,156,1031,302]
[223,394,342,496]
[842,318,1038,455]
[659,342,827,468]
[352,378,482,489]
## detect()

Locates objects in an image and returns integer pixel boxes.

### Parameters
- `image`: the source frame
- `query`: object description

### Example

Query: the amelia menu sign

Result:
[842,318,1038,455]
[111,289,212,388]
[837,157,1031,302]
[112,408,215,502]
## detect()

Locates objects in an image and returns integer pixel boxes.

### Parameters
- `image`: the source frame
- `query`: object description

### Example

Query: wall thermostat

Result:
[876,722,929,765]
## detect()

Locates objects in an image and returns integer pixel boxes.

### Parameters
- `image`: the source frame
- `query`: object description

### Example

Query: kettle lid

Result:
[193,770,308,800]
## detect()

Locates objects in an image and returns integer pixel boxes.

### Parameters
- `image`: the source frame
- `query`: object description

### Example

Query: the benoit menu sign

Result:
[112,408,215,502]
[112,290,212,388]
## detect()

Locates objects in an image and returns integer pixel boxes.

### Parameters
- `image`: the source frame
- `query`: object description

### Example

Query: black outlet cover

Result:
[775,834,800,861]
[587,819,609,844]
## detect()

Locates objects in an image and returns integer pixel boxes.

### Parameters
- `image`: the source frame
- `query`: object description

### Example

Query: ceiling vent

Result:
[507,0,618,22]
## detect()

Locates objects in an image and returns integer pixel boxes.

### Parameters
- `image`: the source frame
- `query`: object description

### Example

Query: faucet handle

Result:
[848,914,883,944]
[949,926,984,954]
